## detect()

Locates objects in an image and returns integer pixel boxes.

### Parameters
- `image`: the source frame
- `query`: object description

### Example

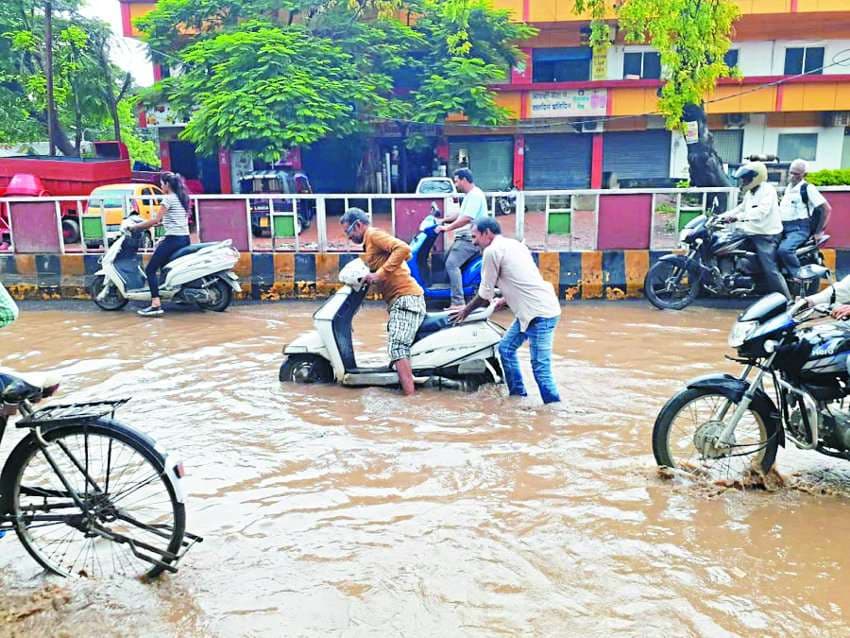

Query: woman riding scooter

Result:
[132,172,192,317]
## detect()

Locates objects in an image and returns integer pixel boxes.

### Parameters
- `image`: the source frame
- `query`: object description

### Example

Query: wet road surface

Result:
[1,300,850,637]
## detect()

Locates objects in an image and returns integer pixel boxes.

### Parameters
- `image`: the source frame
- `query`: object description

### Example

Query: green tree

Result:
[0,1,136,155]
[575,0,741,186]
[136,0,535,181]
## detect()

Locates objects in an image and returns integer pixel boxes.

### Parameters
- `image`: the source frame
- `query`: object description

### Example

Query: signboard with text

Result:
[529,89,608,119]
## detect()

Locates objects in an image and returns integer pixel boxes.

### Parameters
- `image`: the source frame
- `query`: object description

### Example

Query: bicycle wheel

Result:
[0,419,185,579]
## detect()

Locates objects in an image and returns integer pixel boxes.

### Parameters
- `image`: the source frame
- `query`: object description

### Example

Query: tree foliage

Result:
[136,0,535,160]
[0,0,139,155]
[574,0,740,130]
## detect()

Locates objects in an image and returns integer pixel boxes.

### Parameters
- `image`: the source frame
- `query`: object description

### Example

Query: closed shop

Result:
[524,134,592,189]
[602,130,671,185]
[448,137,514,191]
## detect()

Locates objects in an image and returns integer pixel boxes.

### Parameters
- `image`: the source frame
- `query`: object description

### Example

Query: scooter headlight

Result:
[728,320,757,348]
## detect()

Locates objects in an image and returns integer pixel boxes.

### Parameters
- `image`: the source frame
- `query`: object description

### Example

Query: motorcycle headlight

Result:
[678,228,692,243]
[728,320,757,348]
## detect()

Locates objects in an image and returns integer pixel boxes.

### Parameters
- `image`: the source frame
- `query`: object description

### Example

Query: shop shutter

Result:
[448,137,514,190]
[523,134,592,189]
[602,130,671,181]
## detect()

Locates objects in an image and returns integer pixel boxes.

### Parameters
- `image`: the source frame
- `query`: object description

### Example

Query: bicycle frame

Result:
[0,399,202,573]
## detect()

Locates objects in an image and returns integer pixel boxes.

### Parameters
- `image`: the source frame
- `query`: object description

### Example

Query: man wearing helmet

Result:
[340,207,425,396]
[778,158,832,281]
[720,161,790,298]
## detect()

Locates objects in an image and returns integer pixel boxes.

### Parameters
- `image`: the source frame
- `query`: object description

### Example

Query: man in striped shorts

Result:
[340,208,425,395]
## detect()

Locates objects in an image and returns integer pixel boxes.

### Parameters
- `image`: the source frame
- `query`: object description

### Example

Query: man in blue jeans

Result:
[450,218,562,404]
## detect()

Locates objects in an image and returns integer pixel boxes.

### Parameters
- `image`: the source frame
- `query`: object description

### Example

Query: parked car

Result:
[415,177,461,218]
[85,183,161,248]
[240,169,315,237]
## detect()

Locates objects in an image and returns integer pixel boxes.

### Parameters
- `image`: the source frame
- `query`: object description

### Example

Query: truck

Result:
[0,141,132,244]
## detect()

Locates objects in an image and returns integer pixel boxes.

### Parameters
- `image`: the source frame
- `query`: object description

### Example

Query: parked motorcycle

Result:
[408,202,483,306]
[90,214,241,312]
[650,281,850,481]
[645,213,829,310]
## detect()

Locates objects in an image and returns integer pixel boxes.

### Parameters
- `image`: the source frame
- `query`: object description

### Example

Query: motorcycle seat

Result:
[169,242,219,261]
[0,369,61,404]
[414,308,490,342]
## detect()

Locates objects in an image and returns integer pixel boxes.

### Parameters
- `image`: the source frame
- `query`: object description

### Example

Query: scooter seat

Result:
[169,242,219,261]
[414,308,490,342]
[415,313,452,340]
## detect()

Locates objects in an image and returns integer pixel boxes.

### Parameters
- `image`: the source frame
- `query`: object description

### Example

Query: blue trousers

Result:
[778,219,810,277]
[498,316,561,404]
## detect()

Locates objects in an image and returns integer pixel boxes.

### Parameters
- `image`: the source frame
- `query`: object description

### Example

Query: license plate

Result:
[260,217,269,228]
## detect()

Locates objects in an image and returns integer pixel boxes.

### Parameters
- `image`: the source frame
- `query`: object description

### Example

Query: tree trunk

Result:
[681,104,733,213]
[43,107,77,156]
[682,104,732,188]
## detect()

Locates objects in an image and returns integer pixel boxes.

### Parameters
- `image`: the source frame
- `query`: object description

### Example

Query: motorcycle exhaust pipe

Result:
[182,288,211,304]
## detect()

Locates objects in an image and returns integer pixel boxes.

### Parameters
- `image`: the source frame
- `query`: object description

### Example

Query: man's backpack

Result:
[800,182,825,235]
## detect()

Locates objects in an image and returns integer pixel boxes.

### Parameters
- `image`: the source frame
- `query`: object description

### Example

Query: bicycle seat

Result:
[0,369,61,404]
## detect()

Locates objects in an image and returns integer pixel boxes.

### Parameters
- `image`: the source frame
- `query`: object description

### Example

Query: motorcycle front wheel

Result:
[644,261,701,310]
[652,386,779,480]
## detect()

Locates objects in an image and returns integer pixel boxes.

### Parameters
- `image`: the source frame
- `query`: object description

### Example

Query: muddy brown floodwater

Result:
[1,301,850,637]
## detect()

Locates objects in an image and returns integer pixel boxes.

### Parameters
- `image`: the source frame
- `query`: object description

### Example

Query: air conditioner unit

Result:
[825,111,850,127]
[581,119,603,133]
[724,113,750,127]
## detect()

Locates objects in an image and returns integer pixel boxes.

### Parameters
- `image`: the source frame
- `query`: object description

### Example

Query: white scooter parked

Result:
[91,214,241,312]
[280,259,505,391]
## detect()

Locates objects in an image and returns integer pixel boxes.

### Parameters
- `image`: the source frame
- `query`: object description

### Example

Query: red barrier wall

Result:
[197,199,250,252]
[597,194,652,250]
[10,202,61,253]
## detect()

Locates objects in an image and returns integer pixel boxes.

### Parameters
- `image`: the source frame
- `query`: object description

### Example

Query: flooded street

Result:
[2,301,850,637]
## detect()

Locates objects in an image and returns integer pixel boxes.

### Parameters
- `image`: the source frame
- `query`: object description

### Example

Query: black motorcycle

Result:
[652,291,850,481]
[644,214,829,310]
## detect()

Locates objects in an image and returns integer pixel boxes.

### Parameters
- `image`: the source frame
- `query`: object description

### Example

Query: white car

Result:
[415,177,461,218]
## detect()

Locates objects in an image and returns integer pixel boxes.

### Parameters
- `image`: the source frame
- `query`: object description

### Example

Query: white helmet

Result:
[339,258,371,288]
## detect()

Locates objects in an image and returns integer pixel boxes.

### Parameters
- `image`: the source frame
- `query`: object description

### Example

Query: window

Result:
[777,133,818,161]
[784,47,824,75]
[623,51,661,79]
[712,129,744,165]
[724,49,739,69]
[532,47,592,83]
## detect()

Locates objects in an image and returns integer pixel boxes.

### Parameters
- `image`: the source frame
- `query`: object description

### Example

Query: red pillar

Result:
[591,133,604,189]
[159,140,171,171]
[513,135,525,190]
[218,149,232,194]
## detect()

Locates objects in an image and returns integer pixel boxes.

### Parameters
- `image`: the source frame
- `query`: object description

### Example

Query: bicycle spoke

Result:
[12,428,182,579]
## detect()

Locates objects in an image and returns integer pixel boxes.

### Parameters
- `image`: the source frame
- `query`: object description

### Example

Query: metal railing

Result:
[0,186,845,255]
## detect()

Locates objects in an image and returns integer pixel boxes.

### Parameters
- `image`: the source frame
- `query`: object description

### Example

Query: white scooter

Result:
[91,214,241,312]
[280,259,506,391]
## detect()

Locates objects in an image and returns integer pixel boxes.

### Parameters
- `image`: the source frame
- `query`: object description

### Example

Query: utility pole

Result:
[45,0,56,156]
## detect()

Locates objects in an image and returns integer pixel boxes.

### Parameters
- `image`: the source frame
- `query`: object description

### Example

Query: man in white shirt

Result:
[720,161,789,298]
[451,218,562,404]
[778,158,831,279]
[436,168,490,308]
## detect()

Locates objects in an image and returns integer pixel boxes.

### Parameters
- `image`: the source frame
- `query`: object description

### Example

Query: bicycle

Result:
[0,369,202,579]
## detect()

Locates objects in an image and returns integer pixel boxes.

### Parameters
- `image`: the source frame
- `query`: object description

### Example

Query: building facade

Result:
[119,0,850,192]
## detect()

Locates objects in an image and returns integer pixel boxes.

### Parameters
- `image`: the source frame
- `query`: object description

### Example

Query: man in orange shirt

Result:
[340,208,425,395]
